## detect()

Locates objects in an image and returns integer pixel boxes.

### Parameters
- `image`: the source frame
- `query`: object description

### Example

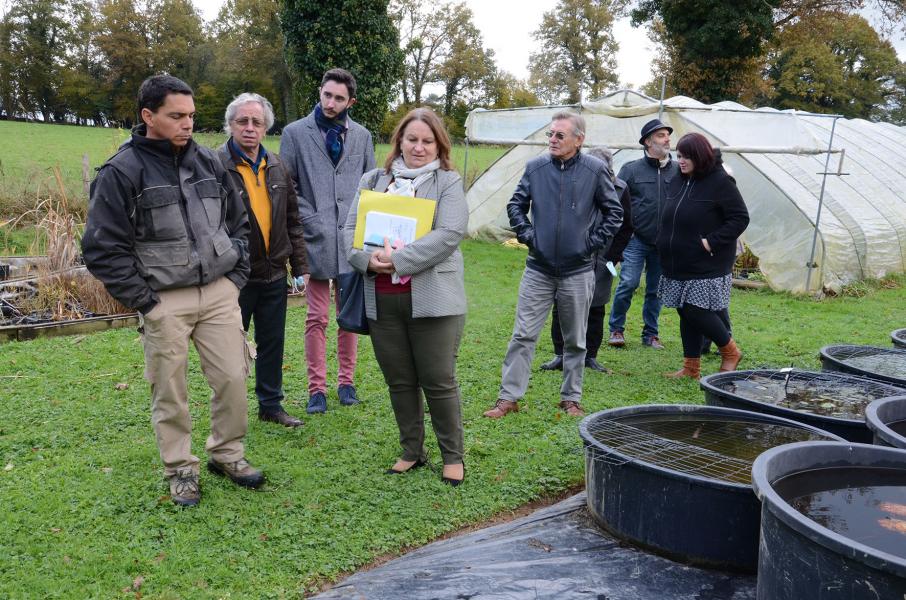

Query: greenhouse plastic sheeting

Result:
[313,493,755,600]
[464,89,906,294]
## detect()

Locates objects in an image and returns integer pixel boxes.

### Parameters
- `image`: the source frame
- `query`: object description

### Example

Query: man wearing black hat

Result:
[607,118,679,350]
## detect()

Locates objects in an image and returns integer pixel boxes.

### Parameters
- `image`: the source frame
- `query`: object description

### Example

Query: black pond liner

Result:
[701,369,906,443]
[820,343,906,386]
[893,328,906,349]
[866,396,906,449]
[578,404,843,573]
[752,441,906,600]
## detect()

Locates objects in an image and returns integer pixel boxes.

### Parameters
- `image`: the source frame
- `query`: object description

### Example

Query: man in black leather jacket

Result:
[82,75,263,507]
[484,111,623,419]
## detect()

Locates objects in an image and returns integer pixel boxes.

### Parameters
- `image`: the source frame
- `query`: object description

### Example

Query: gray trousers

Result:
[369,292,466,465]
[499,267,595,404]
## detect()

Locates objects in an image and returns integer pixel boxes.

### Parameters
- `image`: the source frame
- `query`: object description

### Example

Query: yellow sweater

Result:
[236,158,271,253]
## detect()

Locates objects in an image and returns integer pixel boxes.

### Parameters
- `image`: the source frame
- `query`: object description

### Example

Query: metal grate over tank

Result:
[820,344,906,386]
[892,329,906,349]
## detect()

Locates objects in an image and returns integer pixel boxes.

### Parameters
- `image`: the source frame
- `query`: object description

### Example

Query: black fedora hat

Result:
[639,118,673,145]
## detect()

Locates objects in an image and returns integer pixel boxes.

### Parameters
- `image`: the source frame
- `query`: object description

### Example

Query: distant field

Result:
[0,120,507,218]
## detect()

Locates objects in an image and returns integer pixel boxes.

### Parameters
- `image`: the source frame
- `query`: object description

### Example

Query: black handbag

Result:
[336,271,369,335]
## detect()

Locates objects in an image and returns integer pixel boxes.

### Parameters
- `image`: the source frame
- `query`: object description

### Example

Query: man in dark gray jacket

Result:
[82,75,263,507]
[607,118,679,350]
[483,111,623,419]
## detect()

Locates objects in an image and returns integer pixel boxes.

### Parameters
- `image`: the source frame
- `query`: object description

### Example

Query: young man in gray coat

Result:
[280,68,376,414]
[483,112,623,419]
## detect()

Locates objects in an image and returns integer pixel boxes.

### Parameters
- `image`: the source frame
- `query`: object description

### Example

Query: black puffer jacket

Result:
[656,158,749,281]
[218,142,308,284]
[82,126,250,313]
[507,152,623,278]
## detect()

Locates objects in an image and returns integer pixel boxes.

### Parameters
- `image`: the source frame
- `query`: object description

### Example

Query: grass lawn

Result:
[1,238,904,597]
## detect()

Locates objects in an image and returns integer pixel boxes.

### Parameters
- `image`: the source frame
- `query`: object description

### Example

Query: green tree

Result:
[631,0,779,103]
[485,71,542,109]
[146,0,206,84]
[434,5,495,115]
[5,0,72,122]
[527,0,625,104]
[208,0,295,128]
[281,0,403,135]
[96,0,151,125]
[58,0,108,125]
[765,12,903,120]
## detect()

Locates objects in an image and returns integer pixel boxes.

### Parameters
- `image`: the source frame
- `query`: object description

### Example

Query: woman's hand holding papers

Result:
[368,237,396,274]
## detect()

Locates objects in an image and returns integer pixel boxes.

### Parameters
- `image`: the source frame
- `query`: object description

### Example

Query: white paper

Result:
[363,211,418,247]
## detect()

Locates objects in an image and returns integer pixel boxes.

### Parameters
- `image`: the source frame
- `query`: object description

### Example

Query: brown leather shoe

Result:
[607,331,625,347]
[718,339,743,372]
[259,409,303,428]
[664,357,701,380]
[207,457,265,489]
[559,400,585,417]
[643,336,665,350]
[168,467,200,507]
[483,399,518,419]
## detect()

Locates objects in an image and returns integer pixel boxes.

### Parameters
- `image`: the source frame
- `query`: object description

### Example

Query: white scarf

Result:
[388,157,440,196]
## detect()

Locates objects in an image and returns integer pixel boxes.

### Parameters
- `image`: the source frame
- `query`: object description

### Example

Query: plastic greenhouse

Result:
[464,90,906,295]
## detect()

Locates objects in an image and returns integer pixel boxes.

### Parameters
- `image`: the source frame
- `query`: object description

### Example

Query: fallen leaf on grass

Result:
[4,463,12,471]
[259,533,269,541]
[132,575,144,591]
[50,527,61,534]
[153,553,166,564]
[114,382,129,391]
[102,467,113,474]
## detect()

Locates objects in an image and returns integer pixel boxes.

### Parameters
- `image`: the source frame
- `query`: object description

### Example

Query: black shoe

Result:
[540,355,563,371]
[258,408,303,428]
[585,357,612,374]
[441,463,465,487]
[385,458,427,475]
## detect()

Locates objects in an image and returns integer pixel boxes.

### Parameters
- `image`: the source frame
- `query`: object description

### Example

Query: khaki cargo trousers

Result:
[140,276,253,477]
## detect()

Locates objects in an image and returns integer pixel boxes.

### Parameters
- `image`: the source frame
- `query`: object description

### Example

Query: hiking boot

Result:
[337,384,360,406]
[168,467,200,507]
[608,331,625,347]
[207,457,265,489]
[584,357,612,374]
[664,357,701,380]
[258,408,303,428]
[559,400,585,417]
[306,391,327,414]
[483,399,519,419]
[643,336,665,350]
[540,355,563,371]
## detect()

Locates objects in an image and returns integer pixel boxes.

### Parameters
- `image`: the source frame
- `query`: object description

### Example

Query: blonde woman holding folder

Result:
[344,108,468,486]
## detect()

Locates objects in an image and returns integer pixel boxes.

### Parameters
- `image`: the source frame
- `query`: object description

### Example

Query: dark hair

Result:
[384,107,453,171]
[676,132,716,176]
[321,68,357,99]
[137,75,193,115]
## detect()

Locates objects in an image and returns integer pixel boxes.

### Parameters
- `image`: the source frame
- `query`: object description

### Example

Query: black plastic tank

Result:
[865,396,906,449]
[892,328,906,349]
[820,344,906,386]
[752,441,906,600]
[701,369,905,443]
[579,404,842,572]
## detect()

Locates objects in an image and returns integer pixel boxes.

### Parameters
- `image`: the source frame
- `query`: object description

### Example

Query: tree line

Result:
[2,0,904,138]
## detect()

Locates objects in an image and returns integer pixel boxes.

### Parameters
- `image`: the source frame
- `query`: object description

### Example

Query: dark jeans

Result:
[239,278,288,413]
[608,237,662,341]
[551,303,606,359]
[369,292,465,465]
[677,305,731,359]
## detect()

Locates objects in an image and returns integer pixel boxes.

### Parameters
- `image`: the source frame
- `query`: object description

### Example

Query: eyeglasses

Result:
[233,117,266,129]
[545,131,569,140]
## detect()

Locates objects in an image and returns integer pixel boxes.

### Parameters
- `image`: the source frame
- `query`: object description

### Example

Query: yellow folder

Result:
[352,189,437,249]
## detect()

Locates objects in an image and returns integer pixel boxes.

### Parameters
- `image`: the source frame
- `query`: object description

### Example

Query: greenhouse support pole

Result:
[804,116,839,294]
[658,76,666,120]
[464,137,470,191]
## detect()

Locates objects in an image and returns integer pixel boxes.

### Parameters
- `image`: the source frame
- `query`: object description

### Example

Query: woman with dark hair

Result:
[344,107,468,485]
[656,132,749,379]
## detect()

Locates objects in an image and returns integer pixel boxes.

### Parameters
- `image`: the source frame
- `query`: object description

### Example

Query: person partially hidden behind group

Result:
[656,132,749,380]
[344,107,468,486]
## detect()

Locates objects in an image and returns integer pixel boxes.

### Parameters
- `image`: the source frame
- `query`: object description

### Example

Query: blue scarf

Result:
[314,103,347,166]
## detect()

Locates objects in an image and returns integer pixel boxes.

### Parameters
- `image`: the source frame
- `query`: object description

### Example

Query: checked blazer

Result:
[344,168,468,320]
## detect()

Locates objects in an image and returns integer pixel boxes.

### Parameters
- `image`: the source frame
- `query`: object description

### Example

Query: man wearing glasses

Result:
[484,112,623,419]
[218,93,309,428]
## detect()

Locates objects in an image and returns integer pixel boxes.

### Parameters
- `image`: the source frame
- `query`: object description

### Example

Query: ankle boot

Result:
[664,357,701,380]
[718,338,742,372]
